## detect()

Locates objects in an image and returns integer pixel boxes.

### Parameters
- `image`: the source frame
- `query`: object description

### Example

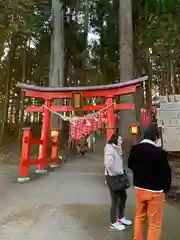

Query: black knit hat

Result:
[143,124,158,142]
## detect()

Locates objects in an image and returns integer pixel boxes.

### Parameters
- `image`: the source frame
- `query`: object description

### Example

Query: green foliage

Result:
[0,0,180,132]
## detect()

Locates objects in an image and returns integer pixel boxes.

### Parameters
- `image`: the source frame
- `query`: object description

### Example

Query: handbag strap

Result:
[105,167,110,176]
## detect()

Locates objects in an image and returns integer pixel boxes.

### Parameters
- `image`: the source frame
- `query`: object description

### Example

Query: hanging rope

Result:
[43,105,74,123]
[43,102,115,123]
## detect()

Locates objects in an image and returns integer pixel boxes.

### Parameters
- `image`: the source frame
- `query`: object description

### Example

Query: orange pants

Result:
[134,189,165,240]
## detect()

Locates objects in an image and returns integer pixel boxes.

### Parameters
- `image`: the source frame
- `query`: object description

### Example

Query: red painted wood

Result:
[115,103,134,110]
[24,85,138,99]
[84,105,106,111]
[19,129,32,177]
[26,106,43,112]
[26,106,73,112]
[26,103,135,113]
[51,135,59,165]
[83,85,138,97]
[51,106,73,112]
[31,139,43,145]
[38,99,52,170]
[106,96,115,143]
[24,90,72,98]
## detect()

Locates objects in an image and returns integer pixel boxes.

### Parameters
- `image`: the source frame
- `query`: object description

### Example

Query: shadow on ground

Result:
[63,203,180,240]
[63,204,133,240]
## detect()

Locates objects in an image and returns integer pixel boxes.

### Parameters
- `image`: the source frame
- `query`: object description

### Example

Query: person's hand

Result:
[164,193,167,203]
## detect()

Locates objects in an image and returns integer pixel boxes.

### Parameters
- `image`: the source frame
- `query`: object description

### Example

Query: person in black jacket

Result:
[128,124,171,240]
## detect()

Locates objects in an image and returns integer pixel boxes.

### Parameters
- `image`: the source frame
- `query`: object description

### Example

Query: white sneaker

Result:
[118,217,132,226]
[109,222,126,231]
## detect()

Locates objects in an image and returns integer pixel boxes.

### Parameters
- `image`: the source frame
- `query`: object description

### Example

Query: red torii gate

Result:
[16,76,147,182]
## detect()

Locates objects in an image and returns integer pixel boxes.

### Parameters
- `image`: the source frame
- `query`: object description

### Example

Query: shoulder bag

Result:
[105,147,130,191]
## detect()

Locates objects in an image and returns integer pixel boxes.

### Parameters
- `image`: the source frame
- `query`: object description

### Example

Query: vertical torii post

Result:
[36,99,52,173]
[106,95,115,143]
[18,128,32,182]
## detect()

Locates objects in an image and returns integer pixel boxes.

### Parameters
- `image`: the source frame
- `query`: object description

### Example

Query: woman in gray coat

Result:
[104,134,132,230]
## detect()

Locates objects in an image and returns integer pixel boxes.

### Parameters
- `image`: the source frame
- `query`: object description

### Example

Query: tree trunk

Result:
[18,44,26,142]
[170,59,176,94]
[119,0,136,150]
[84,0,89,58]
[144,49,152,121]
[0,35,16,143]
[49,0,64,129]
[100,16,105,75]
[83,0,89,84]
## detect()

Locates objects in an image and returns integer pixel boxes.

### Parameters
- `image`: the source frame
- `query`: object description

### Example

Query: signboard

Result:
[72,92,83,110]
[157,95,180,151]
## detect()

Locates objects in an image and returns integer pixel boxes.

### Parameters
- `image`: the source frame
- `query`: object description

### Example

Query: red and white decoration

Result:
[70,111,107,141]
[141,108,151,127]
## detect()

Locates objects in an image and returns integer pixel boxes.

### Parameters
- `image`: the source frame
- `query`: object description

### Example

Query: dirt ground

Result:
[1,139,180,201]
[0,139,179,239]
[168,153,180,201]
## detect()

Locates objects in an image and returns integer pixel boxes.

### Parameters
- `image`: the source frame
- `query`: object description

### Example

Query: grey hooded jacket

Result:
[104,144,124,176]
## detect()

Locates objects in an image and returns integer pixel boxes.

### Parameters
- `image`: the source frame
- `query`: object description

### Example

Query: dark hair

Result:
[143,124,158,142]
[108,134,119,145]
